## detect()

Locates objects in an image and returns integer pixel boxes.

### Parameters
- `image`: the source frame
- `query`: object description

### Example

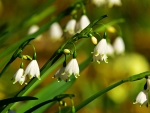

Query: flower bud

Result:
[107,26,116,33]
[91,36,97,45]
[63,49,70,54]
[23,55,32,60]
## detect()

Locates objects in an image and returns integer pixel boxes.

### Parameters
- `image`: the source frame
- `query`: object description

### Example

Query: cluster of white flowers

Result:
[92,0,122,8]
[54,58,80,82]
[92,36,125,63]
[12,60,40,85]
[48,15,90,41]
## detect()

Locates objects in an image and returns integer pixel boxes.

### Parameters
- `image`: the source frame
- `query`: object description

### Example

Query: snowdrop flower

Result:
[113,36,125,55]
[107,43,114,56]
[108,0,122,8]
[63,59,80,78]
[93,38,108,63]
[76,15,90,33]
[65,19,76,35]
[28,25,42,41]
[92,0,107,7]
[49,22,63,40]
[12,68,25,85]
[133,90,148,107]
[54,67,69,82]
[24,60,40,80]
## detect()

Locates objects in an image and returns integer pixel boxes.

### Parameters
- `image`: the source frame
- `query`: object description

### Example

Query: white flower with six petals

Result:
[65,19,76,35]
[24,60,40,80]
[54,67,69,82]
[12,68,25,85]
[133,90,148,107]
[93,38,108,63]
[63,58,80,78]
[113,36,125,55]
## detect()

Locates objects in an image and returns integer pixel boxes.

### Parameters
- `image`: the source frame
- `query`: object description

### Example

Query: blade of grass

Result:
[0,0,55,46]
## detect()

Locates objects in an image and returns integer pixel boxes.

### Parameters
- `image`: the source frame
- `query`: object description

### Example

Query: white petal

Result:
[49,22,63,40]
[28,25,39,34]
[134,90,148,106]
[77,15,90,32]
[113,37,125,54]
[65,19,76,35]
[13,68,24,84]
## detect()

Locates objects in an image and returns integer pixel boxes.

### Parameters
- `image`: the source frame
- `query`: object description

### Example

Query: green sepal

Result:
[73,51,77,58]
[63,61,66,67]
[20,62,24,68]
[103,32,107,39]
[33,52,36,60]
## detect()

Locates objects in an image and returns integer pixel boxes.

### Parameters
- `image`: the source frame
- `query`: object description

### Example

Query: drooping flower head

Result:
[24,52,40,80]
[92,0,107,7]
[113,36,125,55]
[63,58,80,78]
[49,22,63,40]
[107,43,114,56]
[76,15,90,33]
[65,19,76,35]
[54,67,69,82]
[133,90,148,107]
[54,61,69,82]
[62,51,80,79]
[108,0,122,8]
[24,60,40,80]
[28,25,42,41]
[12,68,25,85]
[93,38,108,63]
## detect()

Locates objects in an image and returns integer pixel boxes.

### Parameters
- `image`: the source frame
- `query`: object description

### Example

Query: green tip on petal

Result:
[19,81,23,85]
[140,103,143,107]
[133,101,136,104]
[97,60,100,64]
[37,75,41,80]
[95,51,99,56]
[29,75,33,79]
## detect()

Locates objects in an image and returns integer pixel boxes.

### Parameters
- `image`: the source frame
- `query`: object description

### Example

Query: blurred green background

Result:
[0,0,150,113]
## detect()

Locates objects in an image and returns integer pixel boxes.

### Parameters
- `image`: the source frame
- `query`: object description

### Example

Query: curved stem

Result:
[74,80,126,112]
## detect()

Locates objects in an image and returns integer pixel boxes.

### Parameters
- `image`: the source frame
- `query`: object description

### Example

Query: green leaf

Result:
[0,96,37,109]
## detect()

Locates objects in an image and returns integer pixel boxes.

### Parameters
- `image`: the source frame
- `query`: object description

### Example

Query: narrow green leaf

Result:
[0,96,37,107]
[24,99,55,113]
[0,0,55,46]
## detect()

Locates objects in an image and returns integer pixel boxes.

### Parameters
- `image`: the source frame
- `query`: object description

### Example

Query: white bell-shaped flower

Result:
[76,15,90,33]
[93,38,108,63]
[49,22,63,40]
[24,60,40,80]
[63,58,80,78]
[92,0,107,7]
[65,19,76,35]
[13,68,25,85]
[113,36,125,55]
[107,43,114,56]
[133,90,148,107]
[28,25,42,41]
[108,0,122,8]
[54,67,69,82]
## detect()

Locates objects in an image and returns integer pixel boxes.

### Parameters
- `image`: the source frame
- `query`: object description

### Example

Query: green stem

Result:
[1,13,107,113]
[74,80,126,112]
